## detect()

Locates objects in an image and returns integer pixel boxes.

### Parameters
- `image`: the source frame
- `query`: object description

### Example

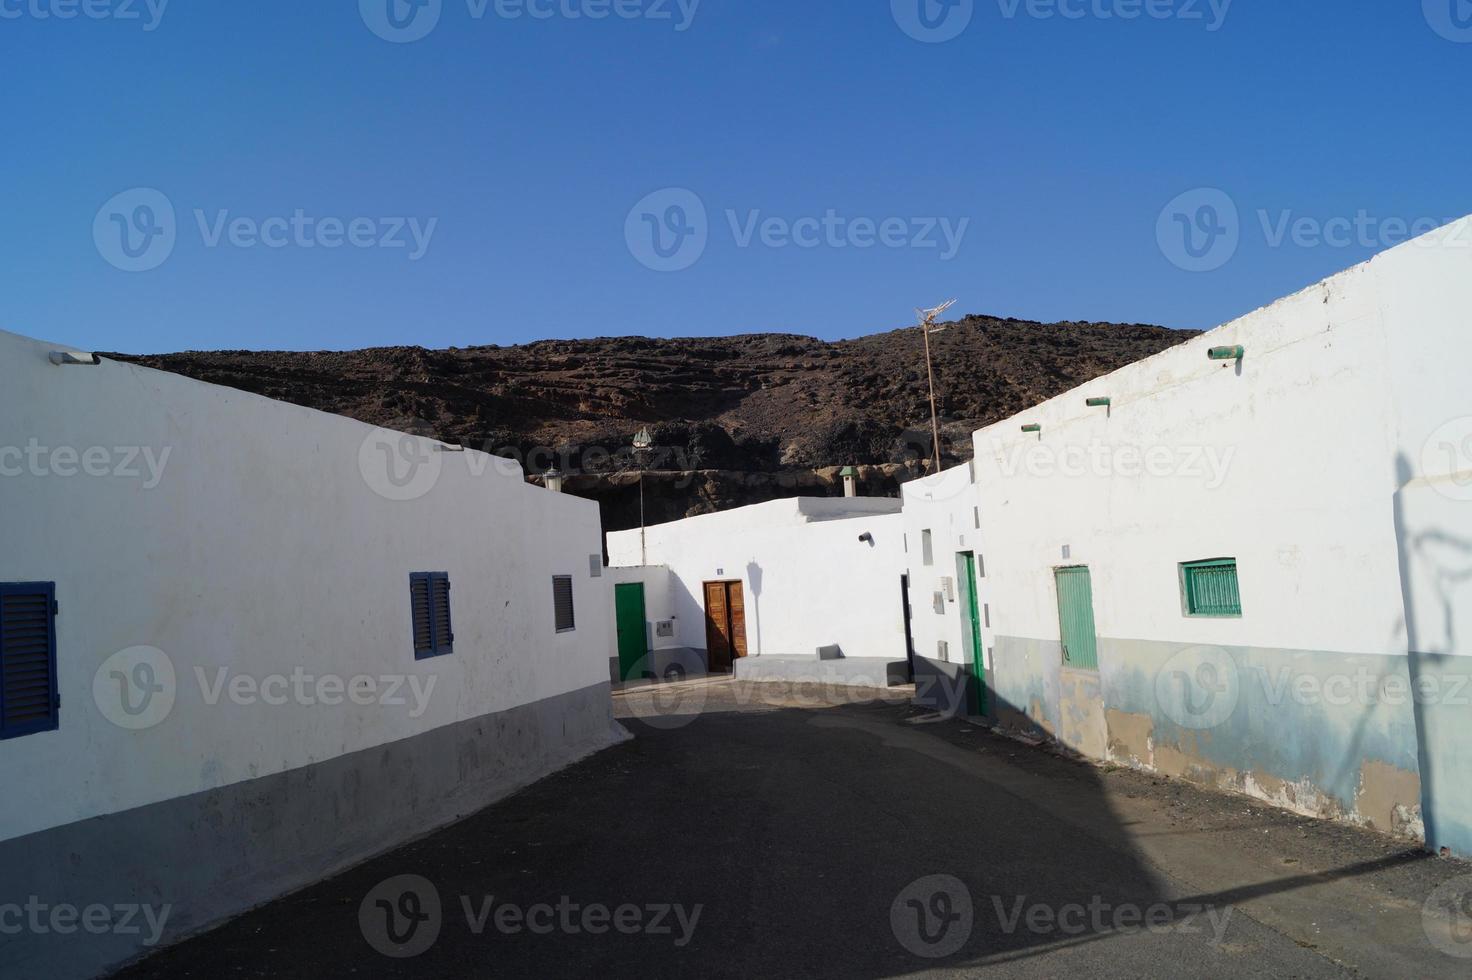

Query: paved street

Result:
[116,678,1472,978]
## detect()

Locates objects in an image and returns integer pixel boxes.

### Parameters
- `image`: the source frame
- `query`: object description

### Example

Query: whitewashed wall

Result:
[0,328,614,844]
[900,463,990,672]
[607,498,907,662]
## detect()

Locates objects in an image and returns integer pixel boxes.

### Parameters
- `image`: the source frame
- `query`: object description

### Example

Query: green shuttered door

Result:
[1054,566,1099,670]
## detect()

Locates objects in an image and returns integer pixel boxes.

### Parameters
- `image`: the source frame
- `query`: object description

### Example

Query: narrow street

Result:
[117,679,1472,978]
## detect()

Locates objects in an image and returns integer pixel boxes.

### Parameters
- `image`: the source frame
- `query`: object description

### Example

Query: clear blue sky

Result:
[4,0,1470,353]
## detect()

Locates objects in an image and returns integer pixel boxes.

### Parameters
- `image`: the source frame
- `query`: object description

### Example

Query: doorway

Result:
[702,580,748,674]
[956,551,987,716]
[614,582,648,681]
[1054,566,1099,669]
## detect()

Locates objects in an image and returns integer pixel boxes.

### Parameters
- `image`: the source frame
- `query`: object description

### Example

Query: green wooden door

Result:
[614,583,648,681]
[1054,566,1099,670]
[956,552,987,715]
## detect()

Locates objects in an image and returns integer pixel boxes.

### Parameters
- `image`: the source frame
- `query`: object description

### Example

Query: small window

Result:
[589,555,603,578]
[553,576,576,633]
[410,572,454,659]
[921,530,934,566]
[1181,559,1242,617]
[1,582,60,740]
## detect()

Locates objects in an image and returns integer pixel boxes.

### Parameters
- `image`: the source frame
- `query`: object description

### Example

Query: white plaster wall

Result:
[967,217,1472,659]
[604,564,675,662]
[607,498,908,661]
[900,464,993,670]
[0,329,611,843]
[1371,217,1472,659]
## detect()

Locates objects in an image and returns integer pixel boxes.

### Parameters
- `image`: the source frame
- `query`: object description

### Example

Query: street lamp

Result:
[632,428,653,565]
[916,299,956,474]
[543,467,564,493]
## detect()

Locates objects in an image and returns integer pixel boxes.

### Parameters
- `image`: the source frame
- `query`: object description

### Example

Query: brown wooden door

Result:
[703,581,748,673]
[727,582,748,660]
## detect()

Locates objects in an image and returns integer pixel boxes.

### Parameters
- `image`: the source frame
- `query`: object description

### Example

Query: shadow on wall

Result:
[1394,454,1472,857]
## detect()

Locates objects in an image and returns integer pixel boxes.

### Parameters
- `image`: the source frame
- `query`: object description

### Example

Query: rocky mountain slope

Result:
[113,315,1196,530]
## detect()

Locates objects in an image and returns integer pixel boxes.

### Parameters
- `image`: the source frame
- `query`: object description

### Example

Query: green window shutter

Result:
[1181,559,1242,617]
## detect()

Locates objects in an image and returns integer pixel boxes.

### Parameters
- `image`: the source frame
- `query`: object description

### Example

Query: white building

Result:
[0,329,625,979]
[605,496,910,686]
[964,216,1472,855]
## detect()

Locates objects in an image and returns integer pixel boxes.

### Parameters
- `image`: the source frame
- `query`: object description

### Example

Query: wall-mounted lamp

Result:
[1086,397,1111,408]
[49,351,100,366]
[1208,346,1245,361]
[544,467,564,493]
[1021,424,1042,434]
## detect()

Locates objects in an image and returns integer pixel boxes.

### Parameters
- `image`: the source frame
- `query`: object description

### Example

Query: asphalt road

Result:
[114,678,1472,978]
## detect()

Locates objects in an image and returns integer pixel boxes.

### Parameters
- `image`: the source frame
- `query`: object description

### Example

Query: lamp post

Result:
[544,467,564,493]
[632,427,653,565]
[916,299,956,474]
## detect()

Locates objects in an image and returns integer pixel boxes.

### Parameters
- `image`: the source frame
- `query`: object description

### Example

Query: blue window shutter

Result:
[430,573,453,655]
[410,572,453,660]
[1,582,60,740]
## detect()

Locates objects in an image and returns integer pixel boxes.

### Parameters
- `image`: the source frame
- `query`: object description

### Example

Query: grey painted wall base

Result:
[0,681,628,980]
[733,654,910,688]
[610,648,708,684]
[990,634,1442,850]
[911,655,978,716]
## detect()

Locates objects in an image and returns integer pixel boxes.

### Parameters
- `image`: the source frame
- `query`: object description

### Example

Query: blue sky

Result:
[3,0,1470,352]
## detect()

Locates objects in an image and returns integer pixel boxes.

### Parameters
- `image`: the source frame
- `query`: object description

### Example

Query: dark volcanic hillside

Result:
[114,315,1195,530]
